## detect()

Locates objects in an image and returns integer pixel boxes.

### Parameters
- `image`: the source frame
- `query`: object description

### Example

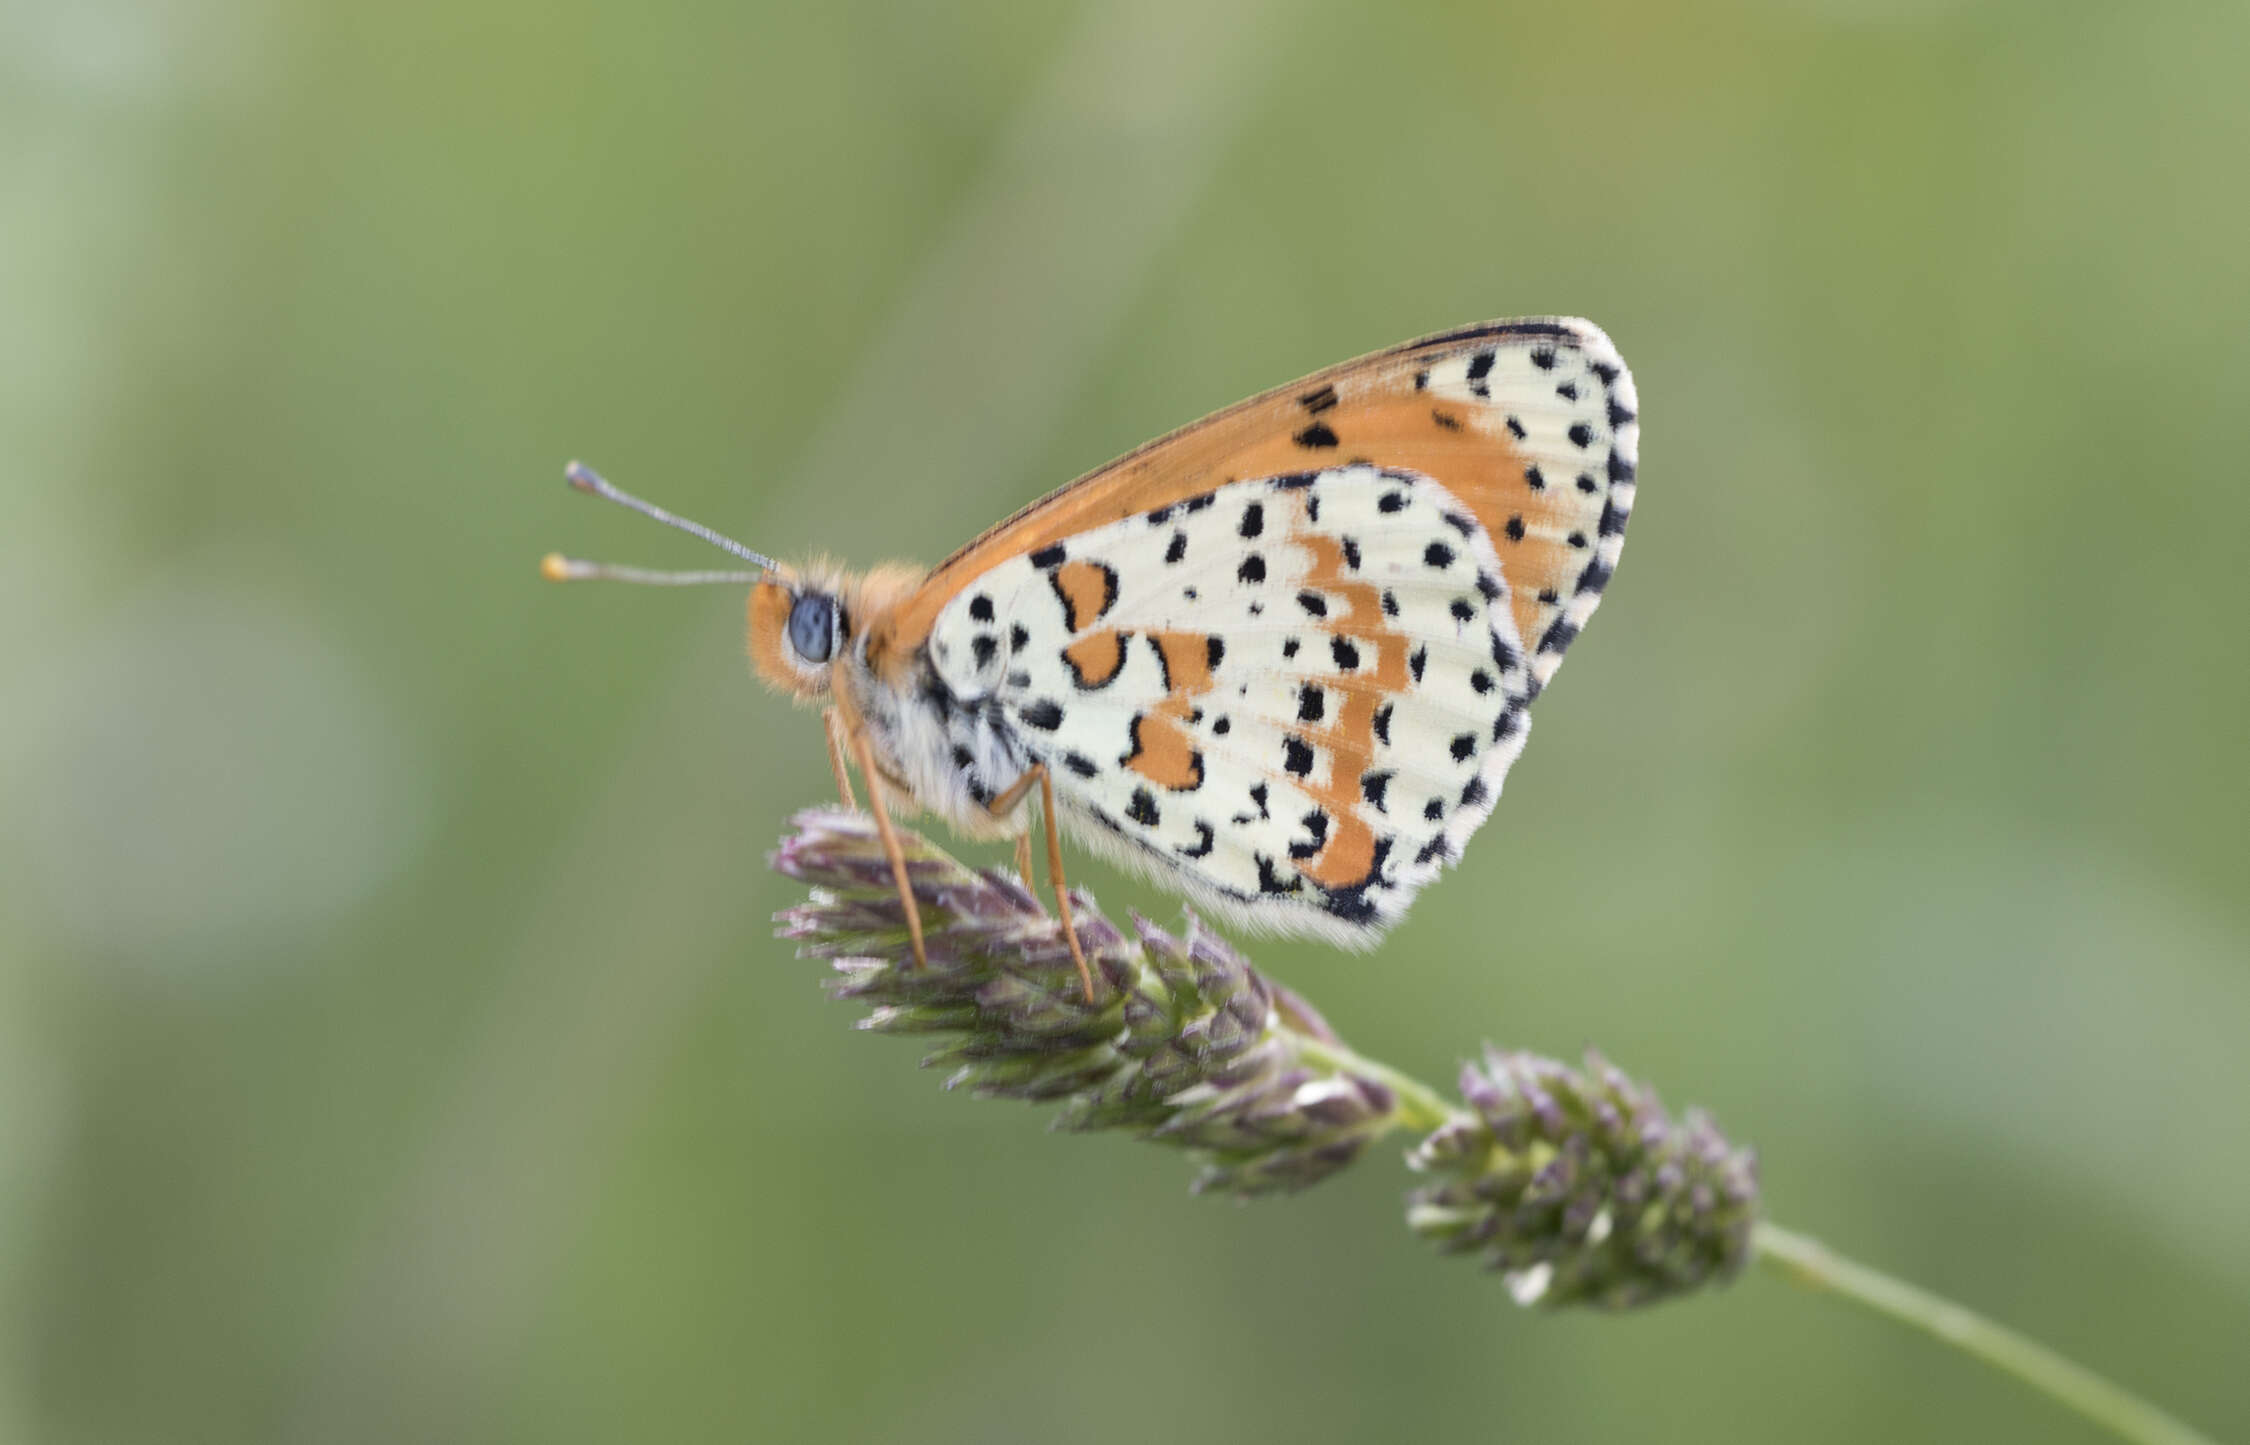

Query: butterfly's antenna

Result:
[558,460,779,572]
[540,555,765,586]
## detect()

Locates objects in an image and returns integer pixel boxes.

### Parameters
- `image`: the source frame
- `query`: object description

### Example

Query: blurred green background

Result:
[5,0,2245,1440]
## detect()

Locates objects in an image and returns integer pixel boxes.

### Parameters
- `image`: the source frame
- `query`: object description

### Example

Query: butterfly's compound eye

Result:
[786,592,836,663]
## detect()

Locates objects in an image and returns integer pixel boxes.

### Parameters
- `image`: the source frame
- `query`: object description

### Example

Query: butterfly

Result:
[545,318,1638,1000]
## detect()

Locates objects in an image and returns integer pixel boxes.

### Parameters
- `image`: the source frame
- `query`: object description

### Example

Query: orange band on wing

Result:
[1052,559,1117,633]
[1287,506,1410,892]
[1124,629,1222,793]
[1061,630,1127,689]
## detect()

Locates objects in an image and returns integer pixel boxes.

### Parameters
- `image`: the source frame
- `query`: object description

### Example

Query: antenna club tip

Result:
[564,460,601,493]
[540,552,577,582]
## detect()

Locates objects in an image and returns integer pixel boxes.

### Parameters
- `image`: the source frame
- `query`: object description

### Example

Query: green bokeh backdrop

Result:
[4,1,2245,1441]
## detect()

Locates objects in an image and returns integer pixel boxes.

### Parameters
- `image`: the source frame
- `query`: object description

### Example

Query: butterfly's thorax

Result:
[835,624,1036,842]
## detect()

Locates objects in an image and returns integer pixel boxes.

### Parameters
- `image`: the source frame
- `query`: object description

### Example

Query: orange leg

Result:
[832,703,927,971]
[821,708,858,811]
[987,763,1092,1003]
[1013,832,1036,894]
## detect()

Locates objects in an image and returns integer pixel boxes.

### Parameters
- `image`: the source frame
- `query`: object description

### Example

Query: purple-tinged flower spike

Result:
[1406,1048,1760,1309]
[766,818,2199,1443]
[772,809,1402,1197]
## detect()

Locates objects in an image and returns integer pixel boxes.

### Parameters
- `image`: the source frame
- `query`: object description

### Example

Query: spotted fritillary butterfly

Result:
[547,319,1639,996]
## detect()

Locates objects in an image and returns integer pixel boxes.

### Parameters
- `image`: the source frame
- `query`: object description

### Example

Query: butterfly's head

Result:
[744,560,922,701]
[745,570,844,699]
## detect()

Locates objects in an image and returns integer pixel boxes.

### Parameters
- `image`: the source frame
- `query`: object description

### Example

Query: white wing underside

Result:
[926,323,1637,943]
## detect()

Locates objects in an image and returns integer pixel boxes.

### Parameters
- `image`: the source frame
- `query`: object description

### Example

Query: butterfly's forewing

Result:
[906,319,1638,941]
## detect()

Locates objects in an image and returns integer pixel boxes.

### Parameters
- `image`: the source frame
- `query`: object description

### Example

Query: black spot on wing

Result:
[1294,421,1339,449]
[1029,543,1066,569]
[1179,820,1215,859]
[1465,349,1495,397]
[1255,854,1303,895]
[1023,699,1064,731]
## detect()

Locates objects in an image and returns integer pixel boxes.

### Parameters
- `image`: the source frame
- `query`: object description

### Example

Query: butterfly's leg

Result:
[820,708,858,811]
[985,763,1092,1002]
[837,712,927,971]
[984,771,1050,890]
[1035,767,1095,1003]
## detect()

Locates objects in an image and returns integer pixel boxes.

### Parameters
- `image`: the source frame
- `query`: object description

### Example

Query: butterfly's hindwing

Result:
[930,465,1535,944]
